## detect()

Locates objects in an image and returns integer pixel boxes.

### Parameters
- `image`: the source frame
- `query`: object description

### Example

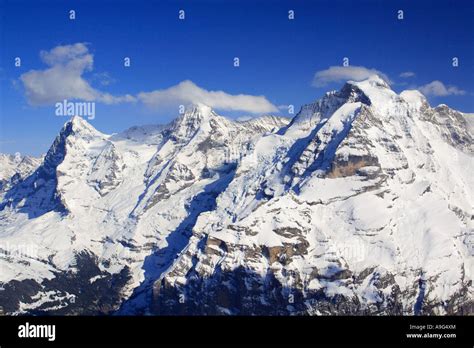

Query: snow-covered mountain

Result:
[0,76,472,315]
[0,153,42,193]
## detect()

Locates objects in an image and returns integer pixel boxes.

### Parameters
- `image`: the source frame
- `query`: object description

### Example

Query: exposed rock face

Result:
[0,77,472,316]
[0,251,130,315]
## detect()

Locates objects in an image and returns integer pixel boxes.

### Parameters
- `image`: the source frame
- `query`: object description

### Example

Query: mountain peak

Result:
[180,103,218,124]
[178,103,218,125]
[68,115,95,131]
[349,74,391,89]
[168,103,218,141]
[58,116,101,141]
[185,103,215,118]
[40,117,101,176]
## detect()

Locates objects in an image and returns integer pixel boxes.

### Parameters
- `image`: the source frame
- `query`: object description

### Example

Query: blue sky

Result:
[1,0,473,155]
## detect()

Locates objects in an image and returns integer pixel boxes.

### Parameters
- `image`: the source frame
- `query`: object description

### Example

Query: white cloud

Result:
[312,66,391,87]
[399,71,415,78]
[20,44,277,114]
[40,43,90,67]
[92,72,116,86]
[137,80,278,114]
[418,80,466,97]
[20,43,135,106]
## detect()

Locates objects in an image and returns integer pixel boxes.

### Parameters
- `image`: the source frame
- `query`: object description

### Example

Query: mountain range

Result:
[0,75,472,315]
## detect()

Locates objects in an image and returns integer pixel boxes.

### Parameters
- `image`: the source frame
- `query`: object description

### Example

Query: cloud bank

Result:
[418,80,466,97]
[137,80,278,114]
[20,43,277,114]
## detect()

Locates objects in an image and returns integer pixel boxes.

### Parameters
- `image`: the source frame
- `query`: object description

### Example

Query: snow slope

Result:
[0,153,42,193]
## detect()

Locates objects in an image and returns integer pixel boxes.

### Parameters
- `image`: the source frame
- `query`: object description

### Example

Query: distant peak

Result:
[349,74,391,89]
[183,103,217,119]
[168,103,219,141]
[368,74,391,86]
